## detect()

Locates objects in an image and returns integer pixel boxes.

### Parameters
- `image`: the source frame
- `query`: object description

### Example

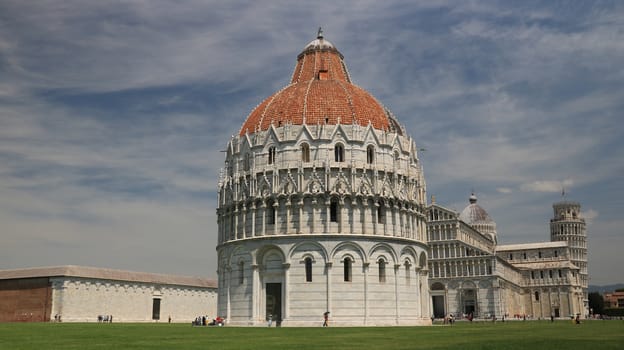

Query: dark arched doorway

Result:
[431,282,446,318]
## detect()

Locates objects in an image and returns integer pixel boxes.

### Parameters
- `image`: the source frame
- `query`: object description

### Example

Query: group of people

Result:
[97,315,113,323]
[435,312,476,324]
[443,314,455,324]
[436,312,585,324]
[192,315,224,326]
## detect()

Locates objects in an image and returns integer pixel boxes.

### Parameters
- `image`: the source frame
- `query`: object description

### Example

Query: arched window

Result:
[377,200,385,224]
[378,258,386,283]
[393,150,400,165]
[244,153,251,171]
[419,253,427,269]
[404,261,411,285]
[366,145,375,164]
[229,209,236,240]
[343,257,352,282]
[334,143,344,162]
[330,199,338,223]
[268,146,276,165]
[267,202,276,225]
[305,257,313,282]
[534,291,540,301]
[301,143,310,163]
[554,250,558,258]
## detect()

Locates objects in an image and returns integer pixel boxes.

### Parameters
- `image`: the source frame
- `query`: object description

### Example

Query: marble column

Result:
[251,203,256,237]
[326,262,333,314]
[282,263,290,321]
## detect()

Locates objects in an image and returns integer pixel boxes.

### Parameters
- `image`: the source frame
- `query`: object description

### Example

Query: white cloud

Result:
[520,179,574,193]
[583,209,598,224]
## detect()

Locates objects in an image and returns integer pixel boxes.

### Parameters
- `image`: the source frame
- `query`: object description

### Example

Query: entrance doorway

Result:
[152,298,161,320]
[554,308,560,317]
[464,302,475,315]
[265,283,282,324]
[432,295,445,318]
[462,289,476,316]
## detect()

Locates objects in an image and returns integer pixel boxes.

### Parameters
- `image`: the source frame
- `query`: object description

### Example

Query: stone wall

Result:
[50,277,216,323]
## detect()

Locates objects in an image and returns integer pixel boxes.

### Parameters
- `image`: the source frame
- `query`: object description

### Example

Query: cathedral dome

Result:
[459,193,497,241]
[460,193,493,224]
[239,30,401,136]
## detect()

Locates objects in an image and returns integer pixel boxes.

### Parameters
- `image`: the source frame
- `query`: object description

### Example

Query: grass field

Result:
[0,320,622,350]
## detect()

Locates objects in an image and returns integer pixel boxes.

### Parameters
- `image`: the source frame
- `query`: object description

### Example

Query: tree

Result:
[588,292,604,315]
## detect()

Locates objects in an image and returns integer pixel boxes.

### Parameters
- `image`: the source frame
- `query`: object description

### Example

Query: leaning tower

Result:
[550,200,588,313]
[216,30,430,326]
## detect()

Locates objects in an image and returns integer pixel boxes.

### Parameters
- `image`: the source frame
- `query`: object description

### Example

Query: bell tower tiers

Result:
[550,200,588,311]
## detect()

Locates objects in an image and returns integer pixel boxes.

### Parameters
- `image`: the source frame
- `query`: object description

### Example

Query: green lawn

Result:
[0,320,622,350]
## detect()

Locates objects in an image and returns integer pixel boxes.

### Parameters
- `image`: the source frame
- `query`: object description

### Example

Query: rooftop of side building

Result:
[496,241,568,251]
[507,260,580,270]
[0,265,217,289]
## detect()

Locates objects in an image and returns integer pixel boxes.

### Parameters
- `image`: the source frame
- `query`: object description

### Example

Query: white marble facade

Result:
[216,30,430,328]
[0,265,217,323]
[216,123,431,326]
[427,197,588,320]
[51,277,217,323]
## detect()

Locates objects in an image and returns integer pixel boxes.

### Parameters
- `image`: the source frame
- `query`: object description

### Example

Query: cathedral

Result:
[427,195,588,320]
[216,30,588,326]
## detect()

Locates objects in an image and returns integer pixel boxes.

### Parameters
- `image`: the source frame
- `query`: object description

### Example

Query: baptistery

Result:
[216,30,430,326]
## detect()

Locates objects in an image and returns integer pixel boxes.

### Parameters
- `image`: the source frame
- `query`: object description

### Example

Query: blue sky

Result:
[0,1,622,285]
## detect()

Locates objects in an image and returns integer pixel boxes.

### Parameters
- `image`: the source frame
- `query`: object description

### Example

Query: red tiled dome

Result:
[239,31,394,136]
